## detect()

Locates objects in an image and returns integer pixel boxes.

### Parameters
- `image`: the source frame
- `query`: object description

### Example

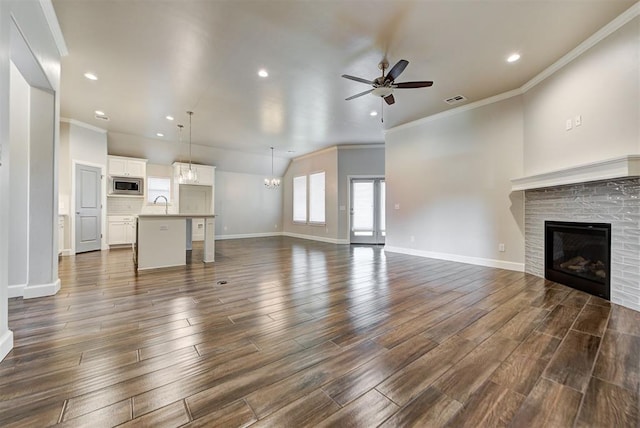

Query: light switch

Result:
[160,225,168,231]
[565,119,573,131]
[575,115,582,127]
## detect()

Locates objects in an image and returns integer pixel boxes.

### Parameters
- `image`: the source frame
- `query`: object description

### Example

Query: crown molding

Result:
[521,2,639,93]
[292,145,338,162]
[386,88,522,135]
[61,118,107,134]
[337,143,385,150]
[387,3,640,135]
[39,0,68,56]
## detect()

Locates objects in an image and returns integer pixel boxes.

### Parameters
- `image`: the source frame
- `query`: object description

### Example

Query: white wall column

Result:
[25,87,59,298]
[8,62,30,298]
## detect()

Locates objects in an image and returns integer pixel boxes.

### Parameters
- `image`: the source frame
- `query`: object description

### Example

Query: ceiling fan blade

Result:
[342,74,374,85]
[384,94,395,105]
[385,59,409,83]
[346,88,374,100]
[394,81,434,88]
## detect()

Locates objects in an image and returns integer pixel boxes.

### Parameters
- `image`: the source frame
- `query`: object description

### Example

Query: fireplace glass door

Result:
[545,221,611,300]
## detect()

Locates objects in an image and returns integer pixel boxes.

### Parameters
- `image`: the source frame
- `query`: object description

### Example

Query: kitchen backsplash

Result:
[107,197,145,215]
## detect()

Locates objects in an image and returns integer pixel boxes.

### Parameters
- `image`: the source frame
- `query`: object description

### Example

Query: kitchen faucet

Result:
[153,195,169,215]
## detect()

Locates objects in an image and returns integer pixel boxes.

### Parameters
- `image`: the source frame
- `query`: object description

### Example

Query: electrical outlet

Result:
[410,235,415,243]
[394,203,400,210]
[499,243,505,252]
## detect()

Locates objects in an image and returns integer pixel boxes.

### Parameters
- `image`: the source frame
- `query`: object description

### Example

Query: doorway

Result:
[75,164,102,253]
[350,178,385,245]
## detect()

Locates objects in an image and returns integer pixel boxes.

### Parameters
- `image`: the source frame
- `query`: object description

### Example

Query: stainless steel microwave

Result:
[111,176,143,195]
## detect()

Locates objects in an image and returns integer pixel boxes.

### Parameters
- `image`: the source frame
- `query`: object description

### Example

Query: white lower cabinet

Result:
[108,216,136,245]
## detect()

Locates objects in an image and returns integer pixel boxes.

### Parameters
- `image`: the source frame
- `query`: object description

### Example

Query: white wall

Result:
[523,16,640,175]
[0,0,62,361]
[215,171,282,239]
[385,96,525,271]
[337,145,385,240]
[282,147,339,243]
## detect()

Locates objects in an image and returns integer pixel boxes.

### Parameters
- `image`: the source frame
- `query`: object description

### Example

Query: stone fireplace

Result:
[512,156,640,312]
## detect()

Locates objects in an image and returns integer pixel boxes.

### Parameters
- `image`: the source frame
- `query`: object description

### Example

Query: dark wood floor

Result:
[2,237,639,427]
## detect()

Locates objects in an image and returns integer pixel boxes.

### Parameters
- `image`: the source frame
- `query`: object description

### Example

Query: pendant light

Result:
[179,111,197,184]
[264,147,280,189]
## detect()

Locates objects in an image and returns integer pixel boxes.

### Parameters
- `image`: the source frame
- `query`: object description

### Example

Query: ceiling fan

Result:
[342,59,433,105]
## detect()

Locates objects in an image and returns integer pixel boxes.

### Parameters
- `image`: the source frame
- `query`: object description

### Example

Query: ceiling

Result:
[52,0,636,160]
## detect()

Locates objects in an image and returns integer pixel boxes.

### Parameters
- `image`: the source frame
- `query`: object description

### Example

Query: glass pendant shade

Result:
[179,111,198,184]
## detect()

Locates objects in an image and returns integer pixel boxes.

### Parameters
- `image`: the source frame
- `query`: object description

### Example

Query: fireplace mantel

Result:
[511,155,640,191]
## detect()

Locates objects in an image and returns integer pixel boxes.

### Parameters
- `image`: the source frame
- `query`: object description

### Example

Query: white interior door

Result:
[350,178,386,244]
[75,164,102,253]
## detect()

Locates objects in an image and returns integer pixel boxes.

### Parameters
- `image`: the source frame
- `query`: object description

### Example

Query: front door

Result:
[350,178,385,244]
[75,164,102,253]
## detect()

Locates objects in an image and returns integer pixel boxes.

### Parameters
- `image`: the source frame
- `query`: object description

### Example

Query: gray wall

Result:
[523,16,640,175]
[215,171,282,239]
[337,145,385,240]
[385,96,525,271]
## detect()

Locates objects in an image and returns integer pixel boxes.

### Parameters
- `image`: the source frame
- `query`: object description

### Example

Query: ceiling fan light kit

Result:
[342,58,433,106]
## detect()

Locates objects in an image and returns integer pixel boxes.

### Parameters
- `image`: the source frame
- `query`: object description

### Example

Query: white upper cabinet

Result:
[108,155,147,178]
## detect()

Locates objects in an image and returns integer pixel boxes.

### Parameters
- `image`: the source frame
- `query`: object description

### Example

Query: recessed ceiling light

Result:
[166,115,174,121]
[258,69,269,78]
[156,133,164,137]
[507,53,521,63]
[94,110,105,116]
[370,111,378,117]
[84,72,98,80]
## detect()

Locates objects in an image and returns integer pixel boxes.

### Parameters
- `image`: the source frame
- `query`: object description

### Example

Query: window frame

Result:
[146,176,172,204]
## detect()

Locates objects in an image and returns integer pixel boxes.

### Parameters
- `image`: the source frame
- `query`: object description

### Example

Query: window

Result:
[293,175,307,223]
[147,176,171,203]
[308,171,325,223]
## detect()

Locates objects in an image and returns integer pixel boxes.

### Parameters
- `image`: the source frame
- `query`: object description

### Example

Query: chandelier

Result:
[264,147,280,189]
[179,111,197,184]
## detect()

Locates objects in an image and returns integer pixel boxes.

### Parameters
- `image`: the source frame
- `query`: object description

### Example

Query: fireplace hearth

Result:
[545,221,611,300]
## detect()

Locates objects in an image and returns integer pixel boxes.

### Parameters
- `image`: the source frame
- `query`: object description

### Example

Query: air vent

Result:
[94,114,110,121]
[444,95,467,105]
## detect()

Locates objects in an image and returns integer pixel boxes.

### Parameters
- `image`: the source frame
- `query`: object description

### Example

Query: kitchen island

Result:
[136,214,215,271]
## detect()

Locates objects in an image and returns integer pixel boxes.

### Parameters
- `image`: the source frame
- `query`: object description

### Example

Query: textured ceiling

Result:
[53,0,636,159]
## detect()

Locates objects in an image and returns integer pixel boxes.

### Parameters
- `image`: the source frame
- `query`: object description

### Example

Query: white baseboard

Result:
[8,283,26,298]
[0,330,14,362]
[23,278,61,299]
[61,249,73,256]
[384,246,525,272]
[215,232,283,240]
[282,232,349,245]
